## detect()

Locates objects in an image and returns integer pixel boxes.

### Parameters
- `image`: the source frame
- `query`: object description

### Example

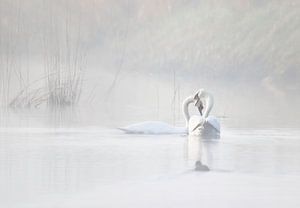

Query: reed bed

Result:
[3,0,86,109]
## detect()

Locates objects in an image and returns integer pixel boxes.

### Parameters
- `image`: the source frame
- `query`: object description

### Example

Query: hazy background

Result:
[0,0,299,127]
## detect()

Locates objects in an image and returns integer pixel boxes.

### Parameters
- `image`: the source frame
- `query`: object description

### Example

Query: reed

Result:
[8,0,86,109]
[43,0,85,108]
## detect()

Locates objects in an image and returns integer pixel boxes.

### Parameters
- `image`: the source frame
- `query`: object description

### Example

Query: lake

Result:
[0,125,300,207]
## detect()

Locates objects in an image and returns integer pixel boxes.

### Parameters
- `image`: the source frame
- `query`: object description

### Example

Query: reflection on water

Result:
[186,135,219,172]
[195,161,209,171]
[0,129,187,205]
[186,129,300,174]
[186,135,218,171]
[1,127,300,206]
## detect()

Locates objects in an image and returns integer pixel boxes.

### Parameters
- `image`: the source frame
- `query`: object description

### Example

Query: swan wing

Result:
[205,116,220,132]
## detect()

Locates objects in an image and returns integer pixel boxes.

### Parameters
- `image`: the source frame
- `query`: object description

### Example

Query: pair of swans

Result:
[119,89,220,137]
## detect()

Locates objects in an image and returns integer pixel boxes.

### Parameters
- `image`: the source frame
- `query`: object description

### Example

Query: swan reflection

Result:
[186,135,219,171]
[195,161,209,171]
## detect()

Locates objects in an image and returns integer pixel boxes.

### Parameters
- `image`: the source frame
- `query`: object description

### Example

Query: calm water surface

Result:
[0,125,300,207]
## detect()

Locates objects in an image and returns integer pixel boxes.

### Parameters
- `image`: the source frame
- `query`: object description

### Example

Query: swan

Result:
[187,89,220,137]
[119,90,220,136]
[183,94,220,136]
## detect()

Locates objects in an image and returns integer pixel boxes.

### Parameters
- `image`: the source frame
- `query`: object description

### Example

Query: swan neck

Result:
[202,94,214,118]
[182,96,194,128]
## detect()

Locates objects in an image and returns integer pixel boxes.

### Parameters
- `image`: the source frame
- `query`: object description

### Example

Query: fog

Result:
[1,2,300,208]
[0,0,299,127]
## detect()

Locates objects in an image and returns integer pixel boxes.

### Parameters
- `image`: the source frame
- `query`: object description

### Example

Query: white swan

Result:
[119,90,220,136]
[183,94,220,137]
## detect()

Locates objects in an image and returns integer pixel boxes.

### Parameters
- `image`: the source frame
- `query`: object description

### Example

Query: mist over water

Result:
[1,2,300,207]
[0,0,299,127]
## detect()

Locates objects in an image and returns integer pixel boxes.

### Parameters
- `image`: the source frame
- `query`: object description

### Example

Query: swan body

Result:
[187,115,220,137]
[119,116,220,136]
[119,89,220,137]
[119,121,186,135]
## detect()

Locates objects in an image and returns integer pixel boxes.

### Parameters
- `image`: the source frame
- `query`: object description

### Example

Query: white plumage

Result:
[119,90,220,137]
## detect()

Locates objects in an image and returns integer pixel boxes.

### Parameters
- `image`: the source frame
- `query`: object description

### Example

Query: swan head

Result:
[193,89,205,116]
[193,88,205,107]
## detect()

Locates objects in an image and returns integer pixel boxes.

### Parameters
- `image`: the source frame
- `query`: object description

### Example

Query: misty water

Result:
[1,119,300,208]
[1,0,300,207]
